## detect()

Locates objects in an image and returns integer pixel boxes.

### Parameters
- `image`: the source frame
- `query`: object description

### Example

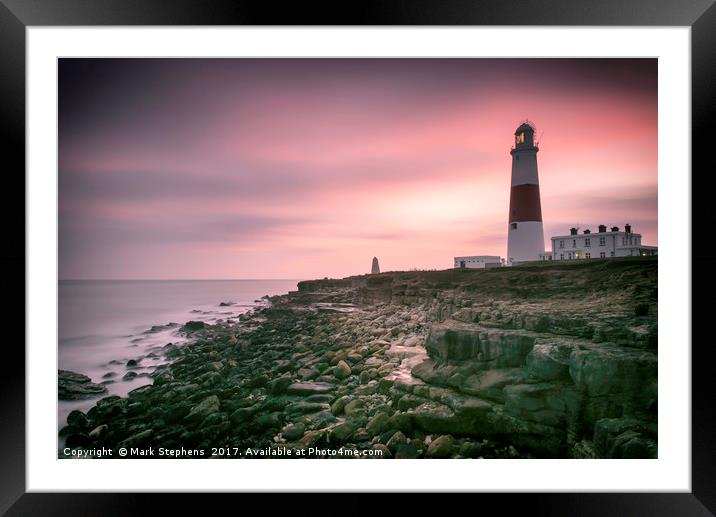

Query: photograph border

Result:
[2,0,712,513]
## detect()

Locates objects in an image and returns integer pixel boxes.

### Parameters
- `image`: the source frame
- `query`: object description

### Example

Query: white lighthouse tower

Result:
[507,121,545,264]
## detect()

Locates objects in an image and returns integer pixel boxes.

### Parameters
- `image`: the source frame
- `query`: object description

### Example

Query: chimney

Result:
[625,224,632,234]
[598,224,607,233]
[570,227,578,236]
[611,226,619,232]
[583,229,591,234]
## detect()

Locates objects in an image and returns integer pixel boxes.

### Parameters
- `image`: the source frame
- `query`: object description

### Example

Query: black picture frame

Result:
[1,0,711,513]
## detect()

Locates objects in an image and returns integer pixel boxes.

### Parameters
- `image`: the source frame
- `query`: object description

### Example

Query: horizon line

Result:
[58,278,305,282]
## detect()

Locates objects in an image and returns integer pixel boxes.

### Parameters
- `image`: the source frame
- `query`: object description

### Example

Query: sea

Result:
[58,279,300,430]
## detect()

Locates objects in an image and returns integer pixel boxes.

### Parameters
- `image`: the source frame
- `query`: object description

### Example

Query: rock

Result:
[387,412,413,433]
[593,418,656,458]
[299,368,320,381]
[394,443,420,459]
[247,374,269,388]
[426,434,455,458]
[286,382,335,396]
[286,401,330,415]
[371,443,392,458]
[65,433,90,449]
[572,440,598,459]
[270,377,293,395]
[304,394,334,404]
[117,429,153,449]
[334,360,352,380]
[88,424,109,440]
[386,431,408,452]
[329,421,358,444]
[230,406,258,424]
[331,396,351,416]
[458,441,483,458]
[403,335,421,347]
[184,395,220,422]
[634,303,649,317]
[460,368,529,400]
[126,359,140,368]
[343,399,366,416]
[254,412,283,431]
[425,322,535,364]
[123,371,138,381]
[526,341,573,381]
[503,383,571,427]
[282,423,306,441]
[366,412,391,436]
[58,370,108,400]
[66,410,89,429]
[569,345,657,419]
[182,320,206,331]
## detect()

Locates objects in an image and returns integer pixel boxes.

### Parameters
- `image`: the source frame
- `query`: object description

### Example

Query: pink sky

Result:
[59,59,657,280]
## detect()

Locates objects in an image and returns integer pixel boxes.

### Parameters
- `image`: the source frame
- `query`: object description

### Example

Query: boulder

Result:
[58,370,108,400]
[366,412,391,436]
[425,322,535,365]
[184,395,220,422]
[331,396,351,416]
[66,410,89,429]
[282,423,306,441]
[371,443,392,459]
[394,443,420,459]
[593,418,656,458]
[526,341,573,381]
[286,382,335,396]
[343,399,366,416]
[329,421,359,444]
[270,377,293,395]
[460,368,529,400]
[117,429,153,449]
[426,434,455,458]
[182,320,206,331]
[386,431,408,452]
[334,360,352,380]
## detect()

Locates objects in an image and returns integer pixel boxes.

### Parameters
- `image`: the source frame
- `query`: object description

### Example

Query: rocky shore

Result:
[59,257,658,459]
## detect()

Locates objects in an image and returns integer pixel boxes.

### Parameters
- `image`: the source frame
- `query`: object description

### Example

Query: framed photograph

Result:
[3,0,710,513]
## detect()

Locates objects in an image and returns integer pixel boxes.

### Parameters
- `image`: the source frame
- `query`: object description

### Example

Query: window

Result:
[599,237,606,246]
[559,240,564,249]
[511,223,517,229]
[560,254,564,260]
[585,238,591,247]
[572,240,577,248]
[610,251,615,257]
[568,252,572,260]
[600,252,605,258]
[585,252,591,259]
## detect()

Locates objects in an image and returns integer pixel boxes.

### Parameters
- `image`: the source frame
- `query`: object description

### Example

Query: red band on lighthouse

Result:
[509,184,543,223]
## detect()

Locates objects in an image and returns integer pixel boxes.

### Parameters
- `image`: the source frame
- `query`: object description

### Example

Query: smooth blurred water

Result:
[58,279,299,429]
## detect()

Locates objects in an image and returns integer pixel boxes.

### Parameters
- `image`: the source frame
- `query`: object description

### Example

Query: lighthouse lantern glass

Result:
[516,132,525,145]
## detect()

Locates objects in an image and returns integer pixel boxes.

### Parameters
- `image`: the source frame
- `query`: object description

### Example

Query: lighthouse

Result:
[507,121,545,264]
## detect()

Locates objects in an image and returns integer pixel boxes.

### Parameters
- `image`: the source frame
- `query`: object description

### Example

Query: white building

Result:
[454,255,502,269]
[540,224,657,261]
